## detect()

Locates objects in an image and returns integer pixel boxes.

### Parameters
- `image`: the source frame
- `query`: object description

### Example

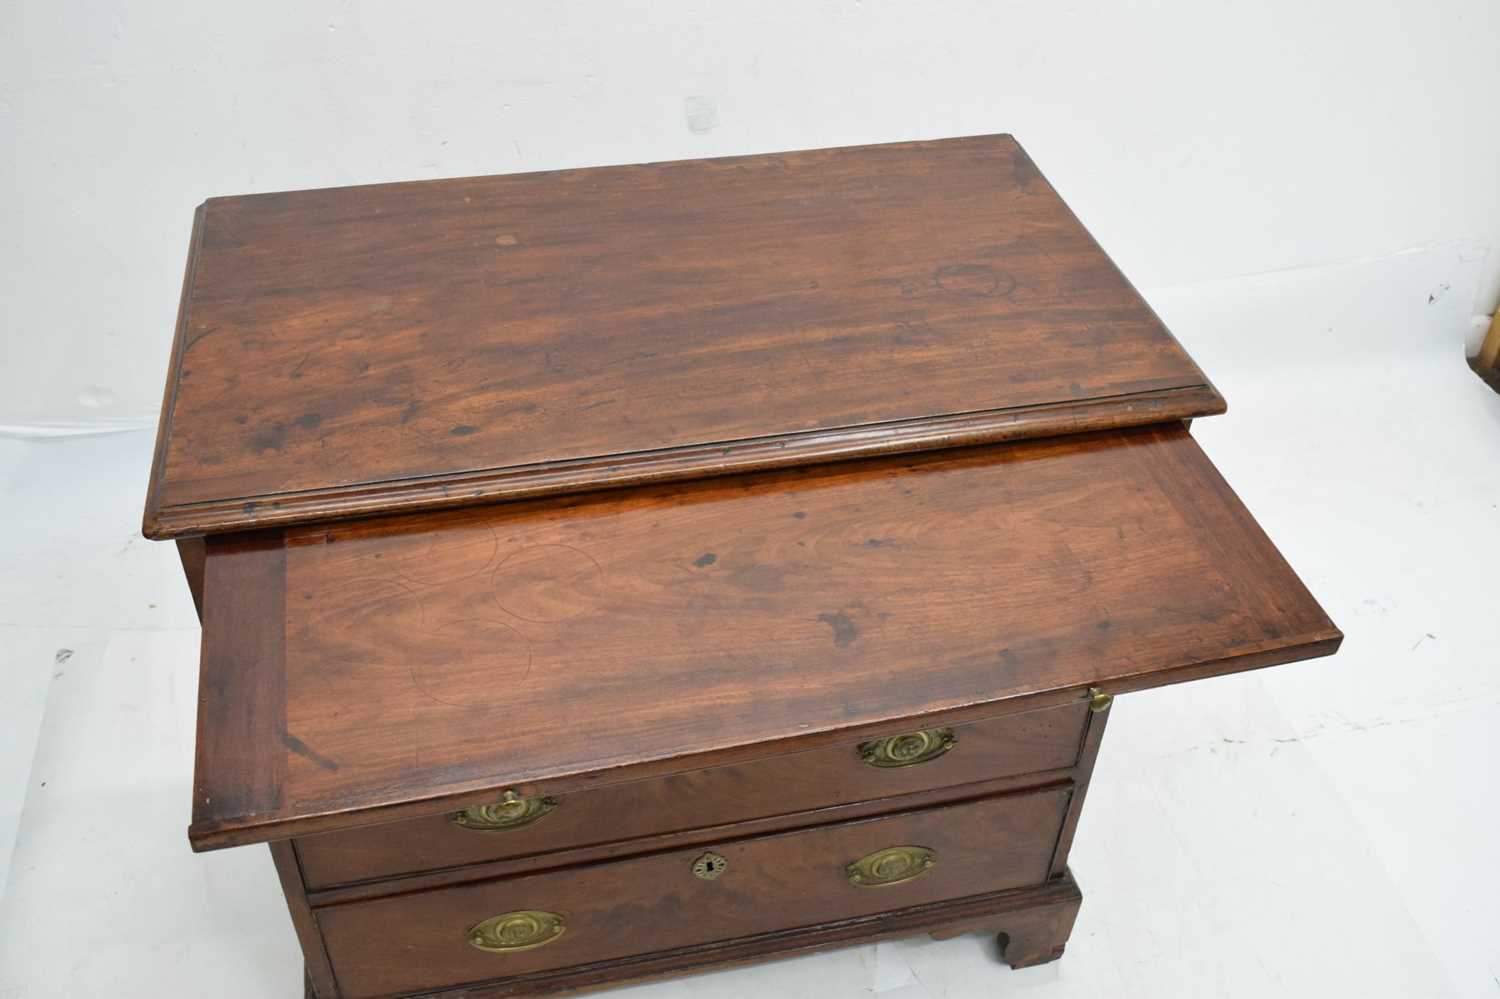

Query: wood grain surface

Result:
[189,425,1338,850]
[144,134,1222,539]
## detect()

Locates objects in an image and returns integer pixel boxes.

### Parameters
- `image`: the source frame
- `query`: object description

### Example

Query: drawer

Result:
[317,784,1072,998]
[296,702,1087,889]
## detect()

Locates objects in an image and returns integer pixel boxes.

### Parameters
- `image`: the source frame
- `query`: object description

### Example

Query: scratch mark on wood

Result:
[280,729,339,771]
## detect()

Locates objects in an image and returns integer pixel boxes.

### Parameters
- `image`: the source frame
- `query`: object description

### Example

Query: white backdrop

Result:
[5,6,1500,997]
[2,0,1498,433]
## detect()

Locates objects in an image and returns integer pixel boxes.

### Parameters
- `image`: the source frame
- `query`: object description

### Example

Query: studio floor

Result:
[2,247,1497,998]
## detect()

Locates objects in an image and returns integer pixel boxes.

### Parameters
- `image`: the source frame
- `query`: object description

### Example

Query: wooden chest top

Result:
[144,134,1221,539]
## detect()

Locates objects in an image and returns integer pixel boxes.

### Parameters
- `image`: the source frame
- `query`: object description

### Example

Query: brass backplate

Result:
[857,728,956,768]
[451,789,558,831]
[845,845,936,887]
[467,910,566,953]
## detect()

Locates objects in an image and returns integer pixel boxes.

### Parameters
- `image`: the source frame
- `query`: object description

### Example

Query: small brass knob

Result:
[1087,687,1113,713]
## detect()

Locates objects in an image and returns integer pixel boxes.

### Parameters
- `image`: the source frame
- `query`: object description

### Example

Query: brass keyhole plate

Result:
[692,851,729,880]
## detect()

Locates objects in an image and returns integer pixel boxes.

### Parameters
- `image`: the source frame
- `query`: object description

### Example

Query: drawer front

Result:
[317,784,1071,998]
[297,702,1087,889]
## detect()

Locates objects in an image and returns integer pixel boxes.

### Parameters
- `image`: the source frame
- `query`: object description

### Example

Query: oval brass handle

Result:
[450,789,558,831]
[857,728,956,768]
[467,910,566,953]
[846,845,936,887]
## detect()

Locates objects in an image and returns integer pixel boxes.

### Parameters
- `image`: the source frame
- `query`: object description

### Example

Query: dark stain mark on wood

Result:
[250,423,288,453]
[934,263,1015,299]
[694,552,717,568]
[1013,148,1043,192]
[793,511,807,519]
[280,730,339,772]
[862,538,898,548]
[817,610,858,648]
[727,563,786,591]
[450,425,479,437]
[891,320,942,346]
[296,413,323,430]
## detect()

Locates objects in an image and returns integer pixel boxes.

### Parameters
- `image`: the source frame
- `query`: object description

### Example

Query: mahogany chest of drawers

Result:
[144,134,1340,998]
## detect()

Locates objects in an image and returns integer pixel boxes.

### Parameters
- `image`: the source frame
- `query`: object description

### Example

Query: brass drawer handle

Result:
[450,789,558,831]
[857,728,956,768]
[467,910,566,953]
[846,845,936,887]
